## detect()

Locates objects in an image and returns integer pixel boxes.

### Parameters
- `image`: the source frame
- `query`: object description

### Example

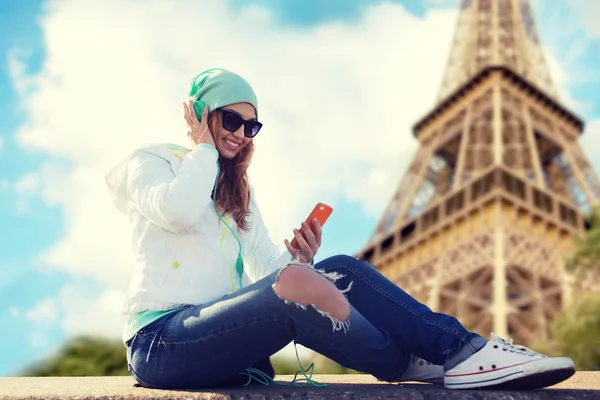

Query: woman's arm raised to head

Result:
[126,144,219,232]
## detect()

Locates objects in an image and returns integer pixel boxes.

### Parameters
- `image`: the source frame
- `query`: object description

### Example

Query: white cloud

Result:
[15,199,31,214]
[0,137,4,152]
[9,307,21,318]
[14,173,39,194]
[12,172,40,214]
[543,50,596,117]
[581,119,600,172]
[7,48,36,96]
[25,298,59,327]
[421,0,461,8]
[534,0,599,117]
[22,286,124,346]
[30,331,50,348]
[57,285,125,338]
[543,51,579,111]
[23,286,124,345]
[568,0,600,38]
[10,0,457,339]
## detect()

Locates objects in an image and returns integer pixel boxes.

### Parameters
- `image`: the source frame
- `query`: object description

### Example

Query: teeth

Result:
[225,139,239,147]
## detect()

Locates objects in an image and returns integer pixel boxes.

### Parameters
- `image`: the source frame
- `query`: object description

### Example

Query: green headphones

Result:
[212,165,245,290]
[189,68,223,123]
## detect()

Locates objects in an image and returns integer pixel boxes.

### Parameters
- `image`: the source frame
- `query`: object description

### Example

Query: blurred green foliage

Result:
[20,336,129,376]
[17,335,356,377]
[532,206,600,371]
[532,293,600,370]
[566,206,600,276]
[272,353,362,375]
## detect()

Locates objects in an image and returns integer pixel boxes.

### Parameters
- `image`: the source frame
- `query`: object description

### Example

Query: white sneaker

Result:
[444,333,575,390]
[398,354,444,384]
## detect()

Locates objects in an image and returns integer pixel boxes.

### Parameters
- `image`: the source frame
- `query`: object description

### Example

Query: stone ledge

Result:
[1,372,598,400]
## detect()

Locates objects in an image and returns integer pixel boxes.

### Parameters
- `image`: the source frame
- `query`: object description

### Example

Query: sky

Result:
[0,0,599,376]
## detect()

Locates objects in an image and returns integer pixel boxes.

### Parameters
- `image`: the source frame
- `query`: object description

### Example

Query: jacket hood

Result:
[105,143,190,213]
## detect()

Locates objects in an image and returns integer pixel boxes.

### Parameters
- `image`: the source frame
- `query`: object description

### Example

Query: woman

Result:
[106,68,575,390]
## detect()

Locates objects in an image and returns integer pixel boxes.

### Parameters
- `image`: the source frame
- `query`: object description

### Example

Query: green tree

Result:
[550,294,600,370]
[532,206,600,370]
[19,336,128,376]
[566,206,600,276]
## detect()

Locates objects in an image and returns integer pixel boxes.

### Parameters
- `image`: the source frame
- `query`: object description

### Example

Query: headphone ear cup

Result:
[193,100,205,122]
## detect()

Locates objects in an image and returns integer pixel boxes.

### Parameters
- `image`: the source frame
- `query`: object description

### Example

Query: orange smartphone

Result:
[290,202,333,249]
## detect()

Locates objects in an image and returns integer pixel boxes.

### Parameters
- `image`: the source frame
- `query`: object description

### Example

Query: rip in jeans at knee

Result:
[272,262,353,334]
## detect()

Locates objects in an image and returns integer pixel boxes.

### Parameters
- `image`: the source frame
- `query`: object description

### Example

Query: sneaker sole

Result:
[444,357,575,390]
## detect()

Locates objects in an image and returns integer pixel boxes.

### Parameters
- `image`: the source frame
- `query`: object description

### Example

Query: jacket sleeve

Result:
[126,144,219,232]
[242,191,292,282]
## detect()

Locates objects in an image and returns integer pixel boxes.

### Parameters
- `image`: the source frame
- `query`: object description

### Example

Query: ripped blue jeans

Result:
[126,255,487,389]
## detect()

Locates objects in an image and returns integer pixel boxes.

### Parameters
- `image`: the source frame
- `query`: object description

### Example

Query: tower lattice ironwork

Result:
[355,0,600,345]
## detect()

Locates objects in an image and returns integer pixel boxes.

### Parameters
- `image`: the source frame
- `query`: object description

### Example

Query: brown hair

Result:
[208,111,254,232]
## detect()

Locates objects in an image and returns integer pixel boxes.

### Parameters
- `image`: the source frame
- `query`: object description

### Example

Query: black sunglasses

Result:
[219,109,262,138]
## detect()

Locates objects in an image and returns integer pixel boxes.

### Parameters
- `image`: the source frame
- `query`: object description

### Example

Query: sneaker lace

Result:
[491,332,540,357]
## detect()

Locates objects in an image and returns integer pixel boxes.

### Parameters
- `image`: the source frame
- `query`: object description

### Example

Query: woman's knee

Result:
[274,264,350,321]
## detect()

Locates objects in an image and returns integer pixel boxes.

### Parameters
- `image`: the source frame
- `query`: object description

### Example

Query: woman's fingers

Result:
[284,239,298,256]
[310,218,322,247]
[183,102,193,126]
[189,100,199,125]
[301,222,318,253]
[294,229,312,255]
[201,101,209,125]
[284,239,307,261]
[284,229,313,263]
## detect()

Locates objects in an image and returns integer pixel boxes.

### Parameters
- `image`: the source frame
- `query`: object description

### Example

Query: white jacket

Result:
[105,143,291,316]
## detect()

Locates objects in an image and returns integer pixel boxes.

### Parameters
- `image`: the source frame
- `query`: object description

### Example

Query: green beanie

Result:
[189,68,258,116]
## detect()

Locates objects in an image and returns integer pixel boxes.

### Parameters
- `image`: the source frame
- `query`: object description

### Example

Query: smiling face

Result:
[209,102,257,160]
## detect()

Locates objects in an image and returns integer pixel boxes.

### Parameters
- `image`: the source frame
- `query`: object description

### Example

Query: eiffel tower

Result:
[355,0,600,346]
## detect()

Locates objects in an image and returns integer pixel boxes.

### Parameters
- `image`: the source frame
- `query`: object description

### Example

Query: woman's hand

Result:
[183,100,215,148]
[284,218,322,263]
